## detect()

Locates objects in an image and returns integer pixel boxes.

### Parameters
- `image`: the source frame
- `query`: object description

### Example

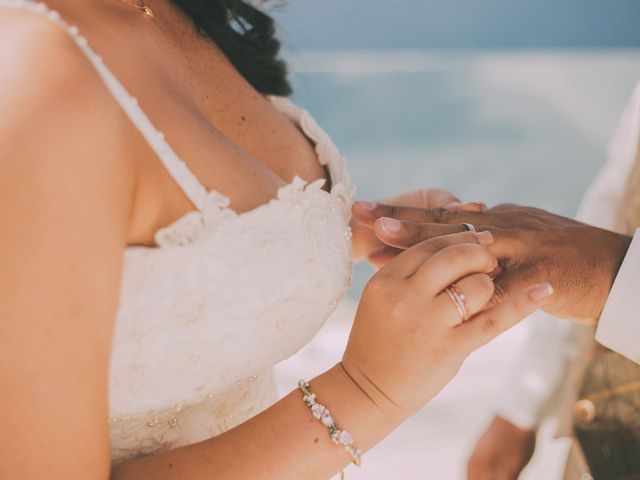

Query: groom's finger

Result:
[373,218,521,263]
[352,201,500,227]
[373,218,490,248]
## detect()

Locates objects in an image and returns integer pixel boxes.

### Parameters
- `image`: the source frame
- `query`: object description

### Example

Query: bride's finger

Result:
[384,188,459,208]
[445,201,488,212]
[433,273,495,327]
[455,283,555,351]
[382,231,486,278]
[410,243,498,296]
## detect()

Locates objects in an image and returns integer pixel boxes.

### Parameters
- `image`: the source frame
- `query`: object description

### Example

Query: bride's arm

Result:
[0,19,135,479]
[111,365,398,480]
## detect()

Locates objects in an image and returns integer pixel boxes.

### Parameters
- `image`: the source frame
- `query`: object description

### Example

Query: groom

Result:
[352,82,640,479]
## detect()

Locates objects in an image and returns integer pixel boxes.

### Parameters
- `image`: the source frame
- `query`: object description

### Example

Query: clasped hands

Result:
[351,190,632,324]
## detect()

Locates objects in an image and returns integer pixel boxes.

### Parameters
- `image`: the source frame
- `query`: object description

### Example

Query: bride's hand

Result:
[342,231,554,418]
[351,188,486,268]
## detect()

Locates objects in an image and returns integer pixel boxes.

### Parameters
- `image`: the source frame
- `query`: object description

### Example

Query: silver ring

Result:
[444,284,470,323]
[461,223,477,233]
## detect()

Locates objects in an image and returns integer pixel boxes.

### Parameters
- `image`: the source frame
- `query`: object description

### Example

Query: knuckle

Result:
[384,204,396,216]
[475,247,498,272]
[415,223,431,241]
[481,313,501,335]
[365,273,389,296]
[485,252,499,272]
[462,273,492,294]
[477,274,495,297]
[372,203,392,219]
[459,275,494,308]
[386,205,403,219]
[389,299,412,324]
[491,282,507,306]
[459,244,494,268]
[431,207,455,223]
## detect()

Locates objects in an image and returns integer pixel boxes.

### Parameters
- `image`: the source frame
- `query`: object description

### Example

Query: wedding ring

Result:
[461,223,477,233]
[444,284,470,324]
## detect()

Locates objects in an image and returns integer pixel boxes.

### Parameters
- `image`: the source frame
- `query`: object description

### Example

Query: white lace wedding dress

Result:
[2,0,355,464]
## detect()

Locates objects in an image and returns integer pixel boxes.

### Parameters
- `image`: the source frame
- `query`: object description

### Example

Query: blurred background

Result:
[269,1,640,478]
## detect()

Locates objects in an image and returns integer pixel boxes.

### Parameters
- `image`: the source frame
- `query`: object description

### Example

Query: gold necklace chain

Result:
[119,0,154,18]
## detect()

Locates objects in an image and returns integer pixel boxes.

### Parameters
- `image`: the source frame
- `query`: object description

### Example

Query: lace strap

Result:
[0,0,212,211]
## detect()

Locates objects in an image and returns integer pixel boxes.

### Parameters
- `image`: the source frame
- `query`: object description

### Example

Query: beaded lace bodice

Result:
[3,1,355,464]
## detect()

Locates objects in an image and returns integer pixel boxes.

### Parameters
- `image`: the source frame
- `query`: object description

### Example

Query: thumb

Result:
[456,282,554,352]
[490,265,546,307]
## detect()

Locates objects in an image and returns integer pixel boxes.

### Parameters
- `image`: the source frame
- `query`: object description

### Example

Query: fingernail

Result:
[354,201,377,212]
[474,202,488,212]
[528,283,554,302]
[477,231,494,244]
[379,217,402,234]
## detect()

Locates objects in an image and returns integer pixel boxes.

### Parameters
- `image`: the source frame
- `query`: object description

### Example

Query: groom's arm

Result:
[576,81,640,364]
[596,229,640,363]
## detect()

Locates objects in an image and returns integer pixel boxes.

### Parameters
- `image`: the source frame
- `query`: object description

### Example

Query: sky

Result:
[271,0,640,50]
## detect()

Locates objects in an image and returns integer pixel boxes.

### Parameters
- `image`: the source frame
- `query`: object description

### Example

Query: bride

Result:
[0,1,554,478]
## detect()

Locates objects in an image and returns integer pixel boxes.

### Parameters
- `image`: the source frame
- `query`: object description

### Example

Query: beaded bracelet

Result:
[298,379,363,477]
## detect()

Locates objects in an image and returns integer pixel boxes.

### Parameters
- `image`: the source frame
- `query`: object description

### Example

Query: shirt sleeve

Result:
[583,82,640,362]
[595,228,640,365]
[495,313,586,429]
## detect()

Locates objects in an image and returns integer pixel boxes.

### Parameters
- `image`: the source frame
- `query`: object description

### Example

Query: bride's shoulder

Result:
[0,5,133,170]
[0,7,106,105]
[0,7,135,233]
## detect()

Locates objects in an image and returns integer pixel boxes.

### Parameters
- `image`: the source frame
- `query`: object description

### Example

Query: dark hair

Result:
[169,0,292,96]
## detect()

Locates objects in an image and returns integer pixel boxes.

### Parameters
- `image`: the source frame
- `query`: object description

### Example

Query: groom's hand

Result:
[352,201,632,324]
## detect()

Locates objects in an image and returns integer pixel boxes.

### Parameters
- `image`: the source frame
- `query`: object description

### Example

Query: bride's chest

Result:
[109,181,353,416]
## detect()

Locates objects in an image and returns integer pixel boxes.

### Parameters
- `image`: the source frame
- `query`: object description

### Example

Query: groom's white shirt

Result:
[496,81,640,429]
